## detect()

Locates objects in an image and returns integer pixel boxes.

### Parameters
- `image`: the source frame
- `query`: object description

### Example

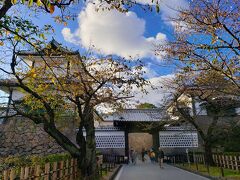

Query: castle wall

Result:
[0,117,125,157]
[0,117,66,157]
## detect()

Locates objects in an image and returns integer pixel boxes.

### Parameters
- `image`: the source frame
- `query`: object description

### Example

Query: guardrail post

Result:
[100,164,103,177]
[3,170,9,180]
[234,156,238,171]
[35,165,41,180]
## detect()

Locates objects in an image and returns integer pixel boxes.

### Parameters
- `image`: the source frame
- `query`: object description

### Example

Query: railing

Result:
[169,153,240,172]
[96,154,125,178]
[1,158,78,180]
[97,162,117,177]
[102,154,127,164]
[199,153,240,171]
[1,154,126,180]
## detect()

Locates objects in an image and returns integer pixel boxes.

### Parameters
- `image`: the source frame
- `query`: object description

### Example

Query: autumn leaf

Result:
[156,4,160,13]
[14,35,21,41]
[36,0,42,6]
[5,31,10,36]
[211,36,218,44]
[28,0,33,6]
[50,4,55,14]
[11,0,17,4]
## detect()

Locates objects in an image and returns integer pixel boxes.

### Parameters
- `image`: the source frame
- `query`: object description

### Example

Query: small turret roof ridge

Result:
[0,78,19,89]
[103,108,169,122]
[17,38,79,56]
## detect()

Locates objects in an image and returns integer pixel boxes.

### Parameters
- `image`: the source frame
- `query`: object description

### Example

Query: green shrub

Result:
[96,150,102,156]
[1,153,71,170]
[189,151,240,156]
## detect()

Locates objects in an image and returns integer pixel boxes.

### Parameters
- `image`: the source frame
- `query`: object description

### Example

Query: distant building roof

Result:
[161,125,196,131]
[0,79,19,88]
[103,109,169,122]
[17,39,79,57]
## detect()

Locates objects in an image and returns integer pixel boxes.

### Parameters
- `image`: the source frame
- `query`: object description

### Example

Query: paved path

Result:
[114,162,209,180]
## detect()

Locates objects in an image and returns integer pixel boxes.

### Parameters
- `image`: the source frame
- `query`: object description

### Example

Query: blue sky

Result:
[30,0,189,77]
[41,0,188,105]
[0,0,189,106]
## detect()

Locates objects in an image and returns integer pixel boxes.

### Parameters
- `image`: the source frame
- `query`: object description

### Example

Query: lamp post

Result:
[189,124,198,170]
[186,148,190,168]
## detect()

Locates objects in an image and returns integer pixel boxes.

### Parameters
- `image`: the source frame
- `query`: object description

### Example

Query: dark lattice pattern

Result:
[159,132,198,147]
[95,135,125,148]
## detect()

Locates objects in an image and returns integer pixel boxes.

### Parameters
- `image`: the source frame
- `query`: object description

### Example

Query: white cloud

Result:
[62,3,167,59]
[96,74,175,113]
[61,28,80,45]
[130,74,175,107]
[142,65,158,79]
[135,0,189,27]
[160,0,189,27]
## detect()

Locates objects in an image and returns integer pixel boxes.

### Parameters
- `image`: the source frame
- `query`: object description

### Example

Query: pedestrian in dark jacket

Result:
[158,147,164,168]
[141,148,146,162]
[129,147,134,164]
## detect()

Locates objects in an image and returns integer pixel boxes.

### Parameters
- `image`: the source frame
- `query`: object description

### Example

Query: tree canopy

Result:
[157,0,240,91]
[0,0,158,177]
[0,39,147,176]
[164,69,240,165]
[136,102,157,109]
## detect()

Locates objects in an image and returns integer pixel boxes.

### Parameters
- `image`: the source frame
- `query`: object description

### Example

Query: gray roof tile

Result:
[104,109,168,122]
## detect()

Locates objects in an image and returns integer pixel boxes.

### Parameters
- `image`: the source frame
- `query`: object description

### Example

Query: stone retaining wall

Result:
[0,117,66,157]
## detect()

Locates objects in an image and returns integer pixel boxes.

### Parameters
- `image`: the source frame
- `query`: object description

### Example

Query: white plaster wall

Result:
[236,108,240,115]
[99,121,114,126]
[195,102,207,115]
[12,89,25,101]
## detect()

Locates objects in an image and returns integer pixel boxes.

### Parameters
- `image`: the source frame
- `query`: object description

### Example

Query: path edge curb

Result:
[170,164,218,180]
[109,164,123,180]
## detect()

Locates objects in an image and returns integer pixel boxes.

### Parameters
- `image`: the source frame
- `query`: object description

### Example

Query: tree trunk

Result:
[0,0,13,19]
[84,108,97,178]
[76,106,97,179]
[76,125,87,177]
[204,116,218,166]
[204,142,215,166]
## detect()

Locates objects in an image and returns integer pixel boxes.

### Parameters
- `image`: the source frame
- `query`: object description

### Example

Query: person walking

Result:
[132,150,138,165]
[141,148,146,162]
[129,147,134,164]
[150,149,156,163]
[158,147,164,168]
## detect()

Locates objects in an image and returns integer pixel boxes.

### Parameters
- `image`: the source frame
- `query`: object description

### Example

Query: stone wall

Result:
[0,117,66,157]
